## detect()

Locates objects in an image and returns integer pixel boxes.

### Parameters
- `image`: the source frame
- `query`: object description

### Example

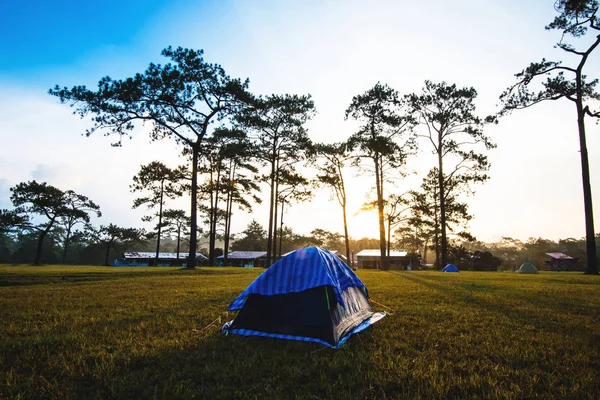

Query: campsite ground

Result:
[0,265,598,399]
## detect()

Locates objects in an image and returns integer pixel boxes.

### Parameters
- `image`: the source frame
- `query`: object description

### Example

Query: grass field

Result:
[0,265,598,399]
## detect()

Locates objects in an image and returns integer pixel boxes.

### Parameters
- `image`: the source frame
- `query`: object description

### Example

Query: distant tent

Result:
[442,264,460,272]
[222,246,386,348]
[517,261,539,274]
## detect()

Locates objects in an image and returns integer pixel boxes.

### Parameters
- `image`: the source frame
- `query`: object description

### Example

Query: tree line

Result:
[1,1,598,273]
[227,219,599,272]
[0,187,595,271]
[0,182,145,265]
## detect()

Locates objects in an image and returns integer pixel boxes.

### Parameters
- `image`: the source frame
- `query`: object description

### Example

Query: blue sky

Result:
[1,0,599,243]
[2,1,157,72]
[0,0,215,84]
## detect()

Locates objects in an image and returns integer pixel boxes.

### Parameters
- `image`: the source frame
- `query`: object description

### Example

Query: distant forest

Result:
[0,210,596,271]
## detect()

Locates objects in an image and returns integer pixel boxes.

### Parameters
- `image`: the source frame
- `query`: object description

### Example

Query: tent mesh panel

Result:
[230,285,373,346]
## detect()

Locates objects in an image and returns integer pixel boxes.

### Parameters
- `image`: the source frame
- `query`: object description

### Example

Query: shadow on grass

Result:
[0,275,114,287]
[0,267,259,287]
[53,328,398,400]
[396,272,594,333]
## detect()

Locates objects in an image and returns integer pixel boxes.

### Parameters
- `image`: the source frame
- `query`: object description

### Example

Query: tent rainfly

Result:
[517,261,539,274]
[221,246,386,348]
[442,264,460,272]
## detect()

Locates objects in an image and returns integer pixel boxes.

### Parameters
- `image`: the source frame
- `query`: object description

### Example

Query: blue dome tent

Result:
[442,264,460,272]
[222,247,386,348]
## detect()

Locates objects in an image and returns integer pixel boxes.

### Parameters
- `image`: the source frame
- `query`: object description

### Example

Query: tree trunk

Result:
[223,161,235,265]
[434,196,440,269]
[207,168,215,264]
[279,200,285,258]
[338,166,351,268]
[437,150,448,268]
[62,225,72,264]
[155,179,164,266]
[434,232,440,268]
[176,225,181,263]
[387,218,391,258]
[223,189,231,264]
[187,144,199,268]
[34,230,47,265]
[575,93,598,274]
[374,151,389,270]
[342,201,351,268]
[266,143,277,267]
[273,191,279,259]
[224,190,234,265]
[34,217,55,265]
[209,167,221,266]
[272,158,281,260]
[104,242,112,266]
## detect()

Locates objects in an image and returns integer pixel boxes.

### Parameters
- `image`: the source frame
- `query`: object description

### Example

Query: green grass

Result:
[0,266,598,399]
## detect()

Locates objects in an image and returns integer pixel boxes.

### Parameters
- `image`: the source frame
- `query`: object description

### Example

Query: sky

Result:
[1,0,599,244]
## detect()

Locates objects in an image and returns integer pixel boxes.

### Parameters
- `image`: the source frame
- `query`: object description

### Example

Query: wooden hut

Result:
[544,253,583,271]
[113,252,207,267]
[217,251,268,267]
[355,249,418,269]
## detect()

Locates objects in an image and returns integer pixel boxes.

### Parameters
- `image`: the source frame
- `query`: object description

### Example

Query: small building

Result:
[355,249,418,269]
[544,252,583,271]
[113,252,207,267]
[218,251,268,267]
